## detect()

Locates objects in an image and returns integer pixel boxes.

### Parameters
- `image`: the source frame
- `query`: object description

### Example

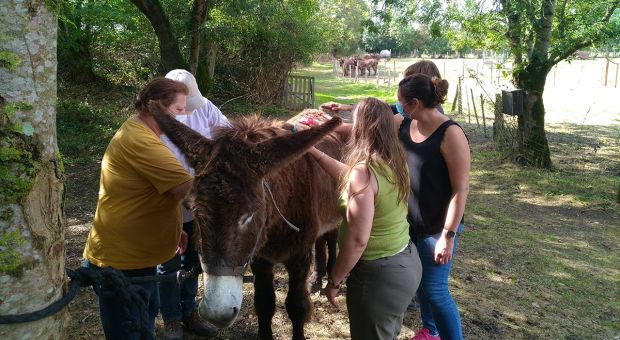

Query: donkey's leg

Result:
[284,251,312,340]
[251,258,275,340]
[311,236,327,293]
[325,229,338,274]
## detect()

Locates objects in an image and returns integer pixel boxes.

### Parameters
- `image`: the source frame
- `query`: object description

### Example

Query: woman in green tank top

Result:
[308,98,422,340]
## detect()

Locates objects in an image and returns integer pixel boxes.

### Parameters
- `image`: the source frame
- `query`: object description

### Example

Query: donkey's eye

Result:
[238,213,254,231]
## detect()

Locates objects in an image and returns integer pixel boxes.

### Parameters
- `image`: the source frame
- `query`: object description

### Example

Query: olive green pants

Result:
[346,243,422,340]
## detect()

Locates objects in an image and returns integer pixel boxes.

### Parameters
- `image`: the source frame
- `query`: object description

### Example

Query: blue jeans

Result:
[412,224,464,340]
[83,261,159,340]
[158,220,200,322]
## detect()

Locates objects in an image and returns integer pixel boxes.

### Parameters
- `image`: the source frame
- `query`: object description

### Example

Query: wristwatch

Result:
[444,229,456,239]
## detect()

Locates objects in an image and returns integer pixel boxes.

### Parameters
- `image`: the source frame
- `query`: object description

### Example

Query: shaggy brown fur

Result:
[148,102,344,340]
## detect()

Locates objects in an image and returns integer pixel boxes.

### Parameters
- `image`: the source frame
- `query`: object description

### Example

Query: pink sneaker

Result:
[410,327,441,340]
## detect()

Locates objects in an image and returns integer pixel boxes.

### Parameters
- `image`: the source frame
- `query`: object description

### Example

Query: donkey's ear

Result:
[246,116,342,177]
[148,101,213,169]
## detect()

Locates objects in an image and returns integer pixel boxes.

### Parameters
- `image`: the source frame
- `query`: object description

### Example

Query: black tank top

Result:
[398,118,464,236]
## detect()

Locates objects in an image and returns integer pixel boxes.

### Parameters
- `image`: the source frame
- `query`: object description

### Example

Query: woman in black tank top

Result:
[396,74,470,340]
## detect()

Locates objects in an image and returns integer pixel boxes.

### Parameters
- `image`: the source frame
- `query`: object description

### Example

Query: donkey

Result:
[310,229,337,293]
[149,102,344,340]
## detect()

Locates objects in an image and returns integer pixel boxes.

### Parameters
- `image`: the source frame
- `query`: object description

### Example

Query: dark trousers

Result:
[346,242,422,340]
[83,261,159,340]
[158,220,201,321]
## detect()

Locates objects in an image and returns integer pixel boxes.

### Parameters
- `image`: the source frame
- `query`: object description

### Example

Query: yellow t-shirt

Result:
[83,119,193,270]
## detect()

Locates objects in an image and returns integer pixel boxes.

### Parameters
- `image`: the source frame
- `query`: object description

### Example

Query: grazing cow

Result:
[150,102,345,340]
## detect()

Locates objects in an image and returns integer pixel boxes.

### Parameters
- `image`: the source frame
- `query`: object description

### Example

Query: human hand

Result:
[321,284,340,309]
[434,232,454,265]
[177,230,188,255]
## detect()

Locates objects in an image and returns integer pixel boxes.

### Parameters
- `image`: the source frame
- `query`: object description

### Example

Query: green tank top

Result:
[338,159,410,261]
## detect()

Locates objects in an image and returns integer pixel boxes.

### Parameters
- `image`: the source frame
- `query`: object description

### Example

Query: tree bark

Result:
[129,0,186,73]
[196,29,217,95]
[189,0,209,74]
[0,1,66,338]
[517,88,552,168]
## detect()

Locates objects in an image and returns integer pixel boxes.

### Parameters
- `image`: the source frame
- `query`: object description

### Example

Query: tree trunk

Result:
[189,0,209,74]
[0,1,66,338]
[517,90,552,168]
[516,66,553,168]
[130,0,186,73]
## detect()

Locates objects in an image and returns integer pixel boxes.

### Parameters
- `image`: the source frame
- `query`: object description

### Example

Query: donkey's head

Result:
[149,102,341,327]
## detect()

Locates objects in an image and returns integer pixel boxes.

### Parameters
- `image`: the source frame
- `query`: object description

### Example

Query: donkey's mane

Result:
[213,114,286,144]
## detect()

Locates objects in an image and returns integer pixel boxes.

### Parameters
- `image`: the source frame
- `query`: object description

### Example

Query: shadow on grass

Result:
[458,118,620,338]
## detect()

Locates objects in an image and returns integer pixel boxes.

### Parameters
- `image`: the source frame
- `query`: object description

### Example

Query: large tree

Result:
[129,0,215,90]
[0,0,66,338]
[497,0,619,167]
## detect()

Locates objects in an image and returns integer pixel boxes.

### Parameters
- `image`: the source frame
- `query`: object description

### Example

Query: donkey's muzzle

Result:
[199,275,244,328]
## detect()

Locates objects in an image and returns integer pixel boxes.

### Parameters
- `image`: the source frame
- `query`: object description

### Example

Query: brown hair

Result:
[403,60,442,78]
[398,74,448,108]
[134,77,189,114]
[342,98,409,204]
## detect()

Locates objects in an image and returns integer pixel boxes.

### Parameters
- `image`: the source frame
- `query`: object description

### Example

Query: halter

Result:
[199,180,300,277]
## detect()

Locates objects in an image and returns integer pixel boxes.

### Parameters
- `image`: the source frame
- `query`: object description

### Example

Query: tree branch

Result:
[129,0,186,72]
[531,0,556,63]
[551,0,620,65]
[500,0,524,65]
[557,0,569,40]
[189,0,209,74]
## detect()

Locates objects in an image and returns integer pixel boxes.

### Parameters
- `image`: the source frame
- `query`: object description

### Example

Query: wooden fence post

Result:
[471,88,480,128]
[451,79,459,113]
[493,93,506,145]
[465,84,471,124]
[615,62,619,88]
[457,77,463,116]
[480,94,488,138]
[393,59,397,84]
[604,58,610,86]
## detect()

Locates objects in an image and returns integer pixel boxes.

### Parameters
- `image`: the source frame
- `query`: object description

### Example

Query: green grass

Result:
[293,63,399,106]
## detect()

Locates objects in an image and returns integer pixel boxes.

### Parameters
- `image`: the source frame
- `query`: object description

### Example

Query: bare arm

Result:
[308,147,347,179]
[334,123,352,137]
[329,164,377,285]
[442,125,470,232]
[434,125,470,265]
[167,179,193,201]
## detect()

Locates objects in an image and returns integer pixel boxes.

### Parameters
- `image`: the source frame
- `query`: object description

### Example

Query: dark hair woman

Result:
[397,74,470,340]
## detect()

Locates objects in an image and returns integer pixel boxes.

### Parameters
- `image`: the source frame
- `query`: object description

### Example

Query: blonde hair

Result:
[341,98,409,204]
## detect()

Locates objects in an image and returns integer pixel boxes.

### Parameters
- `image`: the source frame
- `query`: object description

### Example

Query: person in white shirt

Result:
[158,69,230,339]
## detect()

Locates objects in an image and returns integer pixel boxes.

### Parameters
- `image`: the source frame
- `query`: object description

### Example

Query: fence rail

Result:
[282,75,315,111]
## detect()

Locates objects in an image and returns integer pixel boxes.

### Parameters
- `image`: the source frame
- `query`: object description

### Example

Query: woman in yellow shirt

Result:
[82,77,193,340]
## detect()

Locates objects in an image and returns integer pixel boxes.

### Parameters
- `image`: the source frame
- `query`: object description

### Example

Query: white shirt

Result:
[161,97,231,222]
